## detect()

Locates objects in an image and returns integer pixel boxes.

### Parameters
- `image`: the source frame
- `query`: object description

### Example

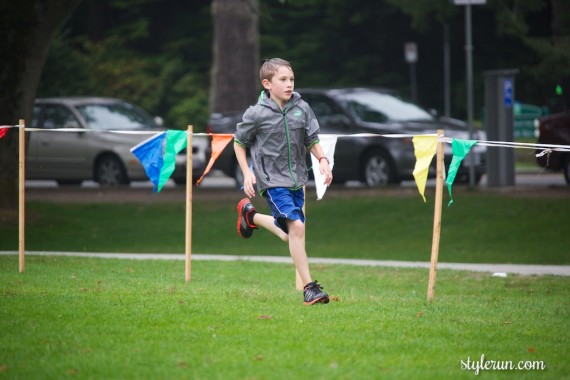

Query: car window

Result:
[303,94,345,122]
[31,106,41,128]
[340,91,432,122]
[42,105,79,129]
[76,103,157,130]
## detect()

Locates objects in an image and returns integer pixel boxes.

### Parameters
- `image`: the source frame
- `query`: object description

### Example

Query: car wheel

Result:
[95,155,128,186]
[361,150,397,187]
[564,157,570,185]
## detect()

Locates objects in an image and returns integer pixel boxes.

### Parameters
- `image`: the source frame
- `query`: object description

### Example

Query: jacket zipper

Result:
[282,107,298,188]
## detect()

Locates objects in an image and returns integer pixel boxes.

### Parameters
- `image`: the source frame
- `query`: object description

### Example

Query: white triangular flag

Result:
[311,135,338,200]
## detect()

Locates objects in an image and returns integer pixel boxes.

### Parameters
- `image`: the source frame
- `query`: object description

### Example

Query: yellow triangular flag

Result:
[412,135,437,202]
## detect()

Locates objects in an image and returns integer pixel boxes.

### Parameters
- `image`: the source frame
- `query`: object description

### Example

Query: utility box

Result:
[484,69,518,186]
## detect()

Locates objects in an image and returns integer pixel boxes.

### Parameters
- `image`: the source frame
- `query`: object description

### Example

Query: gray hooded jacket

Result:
[234,91,320,194]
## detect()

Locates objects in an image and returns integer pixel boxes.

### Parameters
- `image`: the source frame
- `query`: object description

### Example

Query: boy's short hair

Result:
[260,58,292,82]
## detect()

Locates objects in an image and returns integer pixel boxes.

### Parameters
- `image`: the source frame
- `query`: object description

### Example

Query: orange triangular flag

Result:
[196,134,234,185]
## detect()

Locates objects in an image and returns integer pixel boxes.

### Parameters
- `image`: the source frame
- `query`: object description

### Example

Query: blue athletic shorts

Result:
[263,187,305,234]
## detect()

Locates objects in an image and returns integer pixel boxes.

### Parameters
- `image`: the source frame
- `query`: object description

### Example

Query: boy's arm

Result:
[234,142,257,198]
[310,143,333,186]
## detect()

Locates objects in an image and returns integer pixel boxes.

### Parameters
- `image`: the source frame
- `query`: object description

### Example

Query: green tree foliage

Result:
[38,0,211,130]
[387,0,569,113]
[38,0,568,127]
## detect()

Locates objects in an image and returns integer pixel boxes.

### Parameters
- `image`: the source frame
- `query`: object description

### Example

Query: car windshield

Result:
[76,102,158,130]
[340,91,433,123]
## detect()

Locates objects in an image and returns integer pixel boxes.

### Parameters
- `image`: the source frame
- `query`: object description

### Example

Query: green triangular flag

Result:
[446,139,477,206]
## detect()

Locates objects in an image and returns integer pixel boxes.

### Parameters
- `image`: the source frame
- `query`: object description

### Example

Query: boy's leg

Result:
[253,213,288,242]
[237,198,288,241]
[288,219,329,305]
[237,195,328,304]
[286,219,312,285]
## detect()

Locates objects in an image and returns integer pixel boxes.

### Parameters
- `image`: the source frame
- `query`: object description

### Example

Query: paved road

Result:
[25,170,569,190]
[2,251,569,276]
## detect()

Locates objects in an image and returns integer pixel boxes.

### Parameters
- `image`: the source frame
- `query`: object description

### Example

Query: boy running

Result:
[234,58,333,305]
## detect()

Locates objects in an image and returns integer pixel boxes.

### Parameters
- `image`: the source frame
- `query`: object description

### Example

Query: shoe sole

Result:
[236,198,252,238]
[304,296,330,305]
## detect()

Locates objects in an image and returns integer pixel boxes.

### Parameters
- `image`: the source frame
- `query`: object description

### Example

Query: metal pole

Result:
[410,62,418,103]
[465,4,476,186]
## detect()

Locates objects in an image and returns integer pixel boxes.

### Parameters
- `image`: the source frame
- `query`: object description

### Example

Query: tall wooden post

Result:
[185,126,193,282]
[427,130,444,301]
[18,120,26,273]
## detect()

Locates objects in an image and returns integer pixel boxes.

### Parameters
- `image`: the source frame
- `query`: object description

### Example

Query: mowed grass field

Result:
[1,254,569,379]
[1,185,569,264]
[1,185,569,379]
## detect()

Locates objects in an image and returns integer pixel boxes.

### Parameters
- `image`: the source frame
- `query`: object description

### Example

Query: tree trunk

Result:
[0,0,81,210]
[550,0,570,36]
[210,0,259,114]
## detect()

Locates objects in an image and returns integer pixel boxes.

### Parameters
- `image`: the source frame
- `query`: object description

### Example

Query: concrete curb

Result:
[1,251,569,276]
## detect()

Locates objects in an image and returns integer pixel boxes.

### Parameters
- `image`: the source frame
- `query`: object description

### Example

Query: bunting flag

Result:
[310,135,338,200]
[0,127,9,139]
[130,130,187,192]
[196,134,234,185]
[412,135,438,202]
[446,139,477,206]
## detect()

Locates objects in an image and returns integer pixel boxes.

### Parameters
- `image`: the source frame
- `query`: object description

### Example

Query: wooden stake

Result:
[18,119,25,273]
[427,129,444,301]
[185,126,193,282]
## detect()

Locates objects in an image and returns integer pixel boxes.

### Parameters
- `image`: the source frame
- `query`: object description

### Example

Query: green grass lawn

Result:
[1,188,569,264]
[1,254,568,379]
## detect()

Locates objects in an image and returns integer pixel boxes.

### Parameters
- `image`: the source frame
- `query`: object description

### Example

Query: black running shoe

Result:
[303,281,329,305]
[236,198,257,239]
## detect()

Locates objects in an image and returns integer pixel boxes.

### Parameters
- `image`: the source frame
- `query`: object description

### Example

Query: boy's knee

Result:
[287,220,305,236]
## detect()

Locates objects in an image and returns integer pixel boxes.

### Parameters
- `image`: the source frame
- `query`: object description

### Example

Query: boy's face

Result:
[262,65,294,108]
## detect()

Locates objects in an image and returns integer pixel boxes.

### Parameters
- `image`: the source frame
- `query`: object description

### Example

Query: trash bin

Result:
[484,69,518,187]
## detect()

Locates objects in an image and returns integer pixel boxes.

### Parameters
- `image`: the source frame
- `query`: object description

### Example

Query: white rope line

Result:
[2,125,570,153]
[440,136,570,152]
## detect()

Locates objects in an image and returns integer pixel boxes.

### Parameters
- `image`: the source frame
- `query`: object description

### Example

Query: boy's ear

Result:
[261,78,271,90]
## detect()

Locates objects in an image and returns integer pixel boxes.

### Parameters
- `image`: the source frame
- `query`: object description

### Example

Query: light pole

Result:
[453,0,486,186]
[404,42,418,103]
[465,3,475,186]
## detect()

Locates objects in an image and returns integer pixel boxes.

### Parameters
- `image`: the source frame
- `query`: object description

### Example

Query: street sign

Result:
[404,42,417,63]
[504,79,513,108]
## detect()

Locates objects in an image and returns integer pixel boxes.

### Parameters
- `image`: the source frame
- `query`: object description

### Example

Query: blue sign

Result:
[504,79,513,108]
